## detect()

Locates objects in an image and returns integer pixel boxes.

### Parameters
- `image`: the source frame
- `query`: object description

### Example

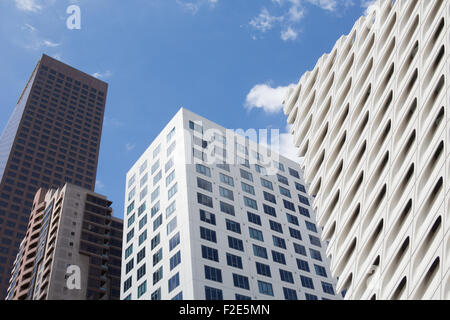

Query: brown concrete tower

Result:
[0,54,108,298]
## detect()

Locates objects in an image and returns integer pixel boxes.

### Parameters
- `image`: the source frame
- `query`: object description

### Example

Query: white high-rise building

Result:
[283,0,449,300]
[120,108,339,300]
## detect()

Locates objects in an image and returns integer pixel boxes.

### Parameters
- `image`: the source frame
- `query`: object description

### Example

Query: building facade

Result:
[283,0,449,299]
[0,54,108,297]
[6,183,122,300]
[120,108,338,300]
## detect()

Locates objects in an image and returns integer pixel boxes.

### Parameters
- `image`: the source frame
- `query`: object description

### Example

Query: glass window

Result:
[253,244,268,259]
[257,281,274,296]
[196,164,211,177]
[263,204,277,217]
[169,232,180,251]
[322,282,335,295]
[202,245,219,262]
[272,235,286,249]
[170,251,181,270]
[200,209,216,225]
[226,219,241,234]
[283,287,298,300]
[226,253,243,269]
[168,273,180,293]
[233,274,250,290]
[260,177,273,190]
[249,227,264,241]
[197,192,213,208]
[256,262,271,277]
[279,186,291,198]
[228,236,244,251]
[297,259,310,272]
[200,226,217,243]
[247,212,261,226]
[241,182,255,195]
[204,265,222,283]
[205,286,223,300]
[300,275,315,289]
[314,264,328,277]
[197,177,213,192]
[220,201,235,216]
[271,250,286,265]
[240,169,253,182]
[244,196,258,210]
[219,186,234,201]
[219,173,234,186]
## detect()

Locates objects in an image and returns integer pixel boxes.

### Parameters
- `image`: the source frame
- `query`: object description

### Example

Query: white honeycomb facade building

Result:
[283,0,449,300]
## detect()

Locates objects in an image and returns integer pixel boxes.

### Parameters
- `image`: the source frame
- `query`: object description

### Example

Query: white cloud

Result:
[245,82,296,113]
[177,0,219,14]
[15,0,42,12]
[249,8,284,33]
[92,70,113,79]
[278,129,301,162]
[361,0,377,15]
[95,180,105,190]
[281,27,298,41]
[126,143,136,152]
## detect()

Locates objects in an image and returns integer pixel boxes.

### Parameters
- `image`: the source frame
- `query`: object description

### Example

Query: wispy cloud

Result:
[126,143,136,152]
[177,0,219,15]
[95,180,105,190]
[249,0,358,41]
[15,0,42,12]
[245,82,296,113]
[92,70,113,79]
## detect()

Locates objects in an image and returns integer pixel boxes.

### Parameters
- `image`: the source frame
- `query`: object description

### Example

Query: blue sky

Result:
[0,0,375,219]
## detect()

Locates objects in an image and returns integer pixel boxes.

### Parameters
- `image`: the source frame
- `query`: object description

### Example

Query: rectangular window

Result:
[153,171,162,186]
[197,177,213,192]
[168,183,178,200]
[256,262,271,277]
[289,168,300,179]
[200,209,216,225]
[306,221,318,232]
[289,227,302,240]
[153,214,163,231]
[309,235,322,247]
[137,248,145,263]
[283,199,296,212]
[286,213,299,226]
[322,282,335,295]
[166,127,176,142]
[226,219,241,234]
[151,187,160,203]
[269,220,283,233]
[272,235,286,249]
[139,215,147,230]
[258,281,274,296]
[277,174,289,185]
[151,201,160,217]
[153,267,163,285]
[196,164,211,177]
[219,173,234,186]
[314,264,328,277]
[300,276,315,289]
[240,169,253,182]
[244,196,258,210]
[279,269,294,283]
[253,244,268,259]
[205,286,223,300]
[151,233,160,250]
[137,264,146,280]
[170,251,181,270]
[260,178,273,190]
[197,192,213,208]
[138,230,147,245]
[153,248,163,266]
[299,206,310,217]
[226,253,243,269]
[263,191,276,204]
[228,236,244,251]
[219,186,234,201]
[200,227,217,243]
[151,160,160,175]
[220,201,235,216]
[298,194,310,206]
[189,120,203,133]
[204,265,222,283]
[249,227,264,241]
[216,163,230,172]
[123,277,132,292]
[169,232,180,251]
[297,259,310,272]
[167,216,177,235]
[165,158,174,172]
[168,273,180,293]
[279,186,291,198]
[247,212,261,226]
[151,288,161,300]
[233,274,250,290]
[295,182,306,193]
[166,201,176,218]
[241,182,255,195]
[310,248,322,261]
[271,250,286,265]
[167,141,176,156]
[125,244,133,259]
[202,245,219,262]
[166,170,175,186]
[283,287,298,300]
[263,204,276,217]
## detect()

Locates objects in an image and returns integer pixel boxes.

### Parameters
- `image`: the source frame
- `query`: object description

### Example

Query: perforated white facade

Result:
[283,0,449,300]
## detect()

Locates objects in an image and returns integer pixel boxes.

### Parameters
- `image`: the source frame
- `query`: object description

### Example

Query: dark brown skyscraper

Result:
[0,54,108,298]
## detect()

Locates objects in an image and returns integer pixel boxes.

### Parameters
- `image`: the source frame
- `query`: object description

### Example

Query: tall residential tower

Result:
[283,0,449,299]
[120,108,338,300]
[0,54,108,297]
[6,184,122,300]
